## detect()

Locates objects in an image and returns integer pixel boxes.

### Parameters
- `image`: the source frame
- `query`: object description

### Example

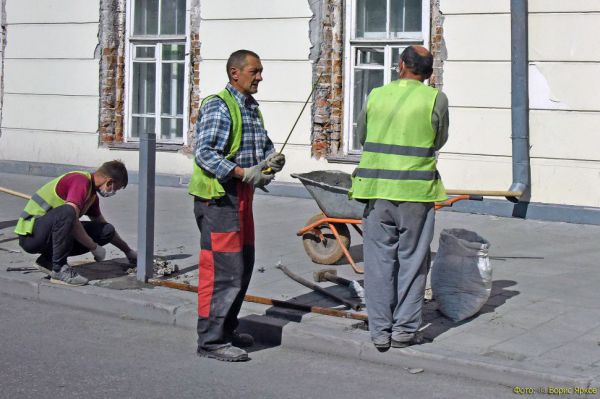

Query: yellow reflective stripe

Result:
[363,142,435,158]
[355,168,440,181]
[31,193,53,212]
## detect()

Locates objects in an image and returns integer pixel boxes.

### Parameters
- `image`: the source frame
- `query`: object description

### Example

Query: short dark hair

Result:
[97,160,128,188]
[400,46,433,78]
[226,49,260,79]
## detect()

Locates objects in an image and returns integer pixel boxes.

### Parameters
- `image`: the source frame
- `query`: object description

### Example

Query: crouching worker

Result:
[14,160,138,286]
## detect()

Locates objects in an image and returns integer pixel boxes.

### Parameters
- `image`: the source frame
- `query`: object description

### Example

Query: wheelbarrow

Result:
[291,171,482,274]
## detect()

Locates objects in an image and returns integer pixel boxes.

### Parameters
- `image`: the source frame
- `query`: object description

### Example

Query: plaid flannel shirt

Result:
[194,83,275,181]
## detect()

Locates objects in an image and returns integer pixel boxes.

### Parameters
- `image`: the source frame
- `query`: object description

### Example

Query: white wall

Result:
[197,0,349,181]
[0,0,218,175]
[439,0,600,207]
[4,1,596,210]
[0,0,345,180]
[0,1,105,166]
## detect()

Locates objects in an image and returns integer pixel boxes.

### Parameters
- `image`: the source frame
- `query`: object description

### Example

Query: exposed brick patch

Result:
[98,0,126,144]
[430,0,446,90]
[312,0,344,159]
[185,0,201,156]
[311,1,442,158]
[98,0,200,153]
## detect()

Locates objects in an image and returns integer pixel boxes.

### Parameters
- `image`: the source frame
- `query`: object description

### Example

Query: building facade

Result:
[0,0,599,220]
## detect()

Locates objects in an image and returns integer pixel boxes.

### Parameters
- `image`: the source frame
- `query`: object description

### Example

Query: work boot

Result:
[196,344,249,362]
[50,265,88,286]
[373,339,391,353]
[228,331,254,348]
[391,332,427,349]
[34,255,53,275]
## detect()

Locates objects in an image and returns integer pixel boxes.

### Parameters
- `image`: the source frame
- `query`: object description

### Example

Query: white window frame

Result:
[124,0,191,145]
[343,0,430,154]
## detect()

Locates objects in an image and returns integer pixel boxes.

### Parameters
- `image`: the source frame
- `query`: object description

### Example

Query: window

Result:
[126,0,189,144]
[343,0,429,152]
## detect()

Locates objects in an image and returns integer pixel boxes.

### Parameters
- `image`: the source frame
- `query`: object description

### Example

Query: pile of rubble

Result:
[126,257,179,277]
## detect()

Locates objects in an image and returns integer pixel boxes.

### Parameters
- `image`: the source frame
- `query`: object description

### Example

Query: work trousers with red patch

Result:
[193,180,255,350]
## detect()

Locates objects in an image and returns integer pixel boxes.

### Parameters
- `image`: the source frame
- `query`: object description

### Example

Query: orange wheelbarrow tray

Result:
[291,171,482,274]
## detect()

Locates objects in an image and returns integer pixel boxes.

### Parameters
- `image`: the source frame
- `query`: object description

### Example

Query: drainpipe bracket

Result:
[506,182,527,203]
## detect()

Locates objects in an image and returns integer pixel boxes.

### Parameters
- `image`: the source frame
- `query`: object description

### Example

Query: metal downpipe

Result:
[507,0,530,203]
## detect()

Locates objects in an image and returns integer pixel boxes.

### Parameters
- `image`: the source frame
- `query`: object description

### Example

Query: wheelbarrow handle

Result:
[468,195,484,201]
[435,194,483,209]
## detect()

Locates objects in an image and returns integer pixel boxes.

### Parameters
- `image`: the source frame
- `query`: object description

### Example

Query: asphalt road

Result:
[0,295,515,399]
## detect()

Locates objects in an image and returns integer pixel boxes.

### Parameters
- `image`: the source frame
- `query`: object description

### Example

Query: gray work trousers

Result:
[363,199,435,345]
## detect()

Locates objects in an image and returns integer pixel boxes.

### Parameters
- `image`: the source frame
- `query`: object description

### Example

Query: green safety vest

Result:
[188,88,263,199]
[14,171,93,236]
[350,79,447,202]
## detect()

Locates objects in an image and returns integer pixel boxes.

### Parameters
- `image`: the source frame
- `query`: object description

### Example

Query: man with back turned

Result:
[350,45,449,351]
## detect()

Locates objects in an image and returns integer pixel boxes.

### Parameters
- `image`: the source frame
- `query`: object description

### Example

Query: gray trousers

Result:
[363,200,435,344]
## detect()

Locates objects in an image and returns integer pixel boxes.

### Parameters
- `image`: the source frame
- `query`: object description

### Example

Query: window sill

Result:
[326,154,361,164]
[107,142,184,153]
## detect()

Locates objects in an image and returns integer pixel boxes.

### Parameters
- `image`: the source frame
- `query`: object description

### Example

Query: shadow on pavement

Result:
[75,259,152,290]
[158,253,192,261]
[0,219,18,229]
[240,276,520,353]
[336,244,363,264]
[238,283,366,353]
[421,279,520,342]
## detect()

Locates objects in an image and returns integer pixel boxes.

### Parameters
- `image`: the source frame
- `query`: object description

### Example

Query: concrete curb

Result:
[0,273,193,326]
[281,323,594,389]
[0,272,595,388]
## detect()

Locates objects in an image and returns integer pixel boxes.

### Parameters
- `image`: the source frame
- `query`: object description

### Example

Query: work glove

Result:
[266,152,286,173]
[91,245,106,262]
[242,161,274,188]
[125,249,138,265]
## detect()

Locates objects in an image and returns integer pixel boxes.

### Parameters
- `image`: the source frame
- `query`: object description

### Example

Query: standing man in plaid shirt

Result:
[188,49,285,362]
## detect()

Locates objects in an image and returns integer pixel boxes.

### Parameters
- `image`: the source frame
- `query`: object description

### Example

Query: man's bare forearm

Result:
[110,231,131,253]
[72,219,97,251]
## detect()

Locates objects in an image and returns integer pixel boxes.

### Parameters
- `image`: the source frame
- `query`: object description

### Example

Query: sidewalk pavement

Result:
[2,172,600,389]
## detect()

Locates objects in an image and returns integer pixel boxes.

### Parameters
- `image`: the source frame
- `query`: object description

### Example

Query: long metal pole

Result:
[262,73,323,174]
[147,279,369,321]
[137,132,156,282]
[279,73,323,154]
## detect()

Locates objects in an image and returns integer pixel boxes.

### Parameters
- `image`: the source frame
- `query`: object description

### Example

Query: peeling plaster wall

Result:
[311,0,344,159]
[98,0,126,144]
[308,0,323,62]
[429,0,446,90]
[439,0,600,207]
[186,0,201,156]
[0,0,341,178]
[197,0,338,180]
[7,1,597,210]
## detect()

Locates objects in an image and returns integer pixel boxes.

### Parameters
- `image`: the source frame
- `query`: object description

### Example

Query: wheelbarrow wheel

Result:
[302,213,351,265]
